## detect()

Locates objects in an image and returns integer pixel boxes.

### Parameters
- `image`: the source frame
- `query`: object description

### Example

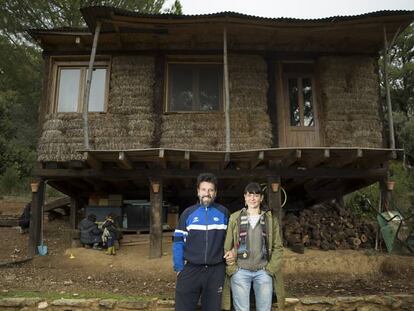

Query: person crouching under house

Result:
[78,214,102,249]
[222,182,285,311]
[102,213,121,255]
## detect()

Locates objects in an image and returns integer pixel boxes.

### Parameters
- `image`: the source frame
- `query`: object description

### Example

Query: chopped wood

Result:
[283,200,377,252]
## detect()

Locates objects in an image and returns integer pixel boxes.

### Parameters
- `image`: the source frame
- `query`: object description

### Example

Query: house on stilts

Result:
[27,7,414,257]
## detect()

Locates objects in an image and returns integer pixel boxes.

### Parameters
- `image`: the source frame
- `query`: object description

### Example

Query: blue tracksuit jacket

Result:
[172,203,229,272]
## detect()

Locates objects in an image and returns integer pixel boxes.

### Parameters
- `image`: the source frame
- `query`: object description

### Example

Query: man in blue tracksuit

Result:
[173,173,229,311]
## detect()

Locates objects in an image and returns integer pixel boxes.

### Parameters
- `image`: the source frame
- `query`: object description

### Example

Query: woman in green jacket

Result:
[222,182,285,311]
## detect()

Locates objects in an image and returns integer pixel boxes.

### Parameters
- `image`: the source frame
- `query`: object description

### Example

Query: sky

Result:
[166,0,414,19]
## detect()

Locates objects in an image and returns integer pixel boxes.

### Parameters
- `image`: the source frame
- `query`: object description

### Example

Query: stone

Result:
[117,300,149,309]
[51,298,95,307]
[99,299,117,309]
[337,296,364,303]
[0,298,41,307]
[285,297,300,305]
[38,301,48,309]
[301,297,336,305]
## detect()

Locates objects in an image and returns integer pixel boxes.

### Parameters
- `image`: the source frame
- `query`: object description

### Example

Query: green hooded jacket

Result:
[221,209,285,310]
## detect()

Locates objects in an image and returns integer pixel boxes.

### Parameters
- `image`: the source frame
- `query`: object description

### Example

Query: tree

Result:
[0,0,182,193]
[380,23,414,164]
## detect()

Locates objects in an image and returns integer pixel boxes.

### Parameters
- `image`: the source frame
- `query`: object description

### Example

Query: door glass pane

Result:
[302,78,314,126]
[57,68,80,112]
[169,64,194,111]
[88,68,106,112]
[198,65,221,111]
[288,78,300,126]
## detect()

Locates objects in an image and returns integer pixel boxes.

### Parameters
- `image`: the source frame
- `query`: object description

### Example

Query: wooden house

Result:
[28,7,414,256]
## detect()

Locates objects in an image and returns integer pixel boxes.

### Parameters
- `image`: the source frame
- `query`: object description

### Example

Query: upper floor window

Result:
[287,77,314,127]
[51,59,109,113]
[283,63,315,127]
[166,61,223,112]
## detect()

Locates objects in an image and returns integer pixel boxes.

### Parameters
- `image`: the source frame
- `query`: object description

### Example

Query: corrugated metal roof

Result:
[82,6,414,22]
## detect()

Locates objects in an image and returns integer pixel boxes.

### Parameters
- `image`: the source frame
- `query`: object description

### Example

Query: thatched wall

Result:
[38,56,156,161]
[318,56,383,147]
[160,55,273,150]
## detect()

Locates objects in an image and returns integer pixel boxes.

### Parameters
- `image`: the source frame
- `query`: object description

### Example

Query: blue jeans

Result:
[231,268,273,311]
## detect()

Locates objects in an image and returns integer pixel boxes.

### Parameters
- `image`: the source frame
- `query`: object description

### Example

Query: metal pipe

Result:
[223,26,231,155]
[383,25,395,150]
[83,21,102,150]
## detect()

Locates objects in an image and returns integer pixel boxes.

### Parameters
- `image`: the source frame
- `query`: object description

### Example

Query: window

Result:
[166,62,223,112]
[52,60,109,113]
[287,77,315,127]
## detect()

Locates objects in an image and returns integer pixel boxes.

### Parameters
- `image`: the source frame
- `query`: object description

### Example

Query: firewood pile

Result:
[283,201,377,253]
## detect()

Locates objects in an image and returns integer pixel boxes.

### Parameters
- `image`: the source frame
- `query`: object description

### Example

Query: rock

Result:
[38,301,48,309]
[285,297,300,305]
[51,298,95,307]
[117,300,150,309]
[99,299,117,309]
[63,280,73,285]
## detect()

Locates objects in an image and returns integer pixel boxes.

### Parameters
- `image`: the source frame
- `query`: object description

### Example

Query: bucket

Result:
[37,243,48,256]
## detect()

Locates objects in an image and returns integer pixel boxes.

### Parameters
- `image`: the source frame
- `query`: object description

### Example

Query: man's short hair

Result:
[196,173,218,190]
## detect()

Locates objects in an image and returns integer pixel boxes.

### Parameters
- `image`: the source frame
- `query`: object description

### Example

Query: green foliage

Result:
[345,184,379,219]
[388,161,414,215]
[380,23,414,163]
[345,161,414,219]
[0,164,20,193]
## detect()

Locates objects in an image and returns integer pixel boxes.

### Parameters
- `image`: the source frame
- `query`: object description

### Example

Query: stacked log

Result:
[283,201,376,252]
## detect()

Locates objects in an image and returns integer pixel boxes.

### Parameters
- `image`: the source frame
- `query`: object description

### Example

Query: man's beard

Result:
[199,195,215,207]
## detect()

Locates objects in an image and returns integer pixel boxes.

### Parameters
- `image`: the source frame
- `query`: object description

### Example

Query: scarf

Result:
[237,208,268,260]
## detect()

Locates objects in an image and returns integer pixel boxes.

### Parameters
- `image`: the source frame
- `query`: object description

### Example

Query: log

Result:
[360,234,368,243]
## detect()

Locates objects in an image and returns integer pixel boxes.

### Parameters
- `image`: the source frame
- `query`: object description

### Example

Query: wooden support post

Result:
[70,197,80,229]
[267,176,283,238]
[150,178,163,258]
[28,180,45,256]
[377,178,390,251]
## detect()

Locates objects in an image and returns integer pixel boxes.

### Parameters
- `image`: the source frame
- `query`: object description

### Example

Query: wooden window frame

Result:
[49,57,111,114]
[284,74,317,130]
[164,57,224,114]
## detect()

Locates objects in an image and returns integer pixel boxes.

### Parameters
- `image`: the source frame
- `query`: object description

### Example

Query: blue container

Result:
[85,206,123,227]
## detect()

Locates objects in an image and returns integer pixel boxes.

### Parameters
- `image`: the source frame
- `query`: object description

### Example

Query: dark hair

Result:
[87,214,97,222]
[244,182,263,195]
[196,173,217,190]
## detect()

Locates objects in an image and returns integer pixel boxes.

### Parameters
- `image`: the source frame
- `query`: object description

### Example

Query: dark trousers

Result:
[175,263,225,311]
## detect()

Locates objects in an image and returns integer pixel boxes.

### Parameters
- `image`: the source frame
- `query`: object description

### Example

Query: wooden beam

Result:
[305,149,331,168]
[281,149,302,167]
[68,160,86,169]
[183,151,190,169]
[158,149,166,169]
[149,178,163,259]
[84,152,102,170]
[70,197,80,229]
[251,151,264,169]
[333,149,363,168]
[118,151,133,170]
[44,196,71,212]
[267,176,283,237]
[35,167,389,179]
[29,180,45,256]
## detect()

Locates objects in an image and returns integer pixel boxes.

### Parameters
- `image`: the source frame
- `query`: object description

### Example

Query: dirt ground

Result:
[1,199,413,299]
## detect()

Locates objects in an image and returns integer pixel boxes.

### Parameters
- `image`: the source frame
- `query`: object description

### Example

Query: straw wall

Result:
[37,56,156,161]
[160,54,273,150]
[318,56,383,147]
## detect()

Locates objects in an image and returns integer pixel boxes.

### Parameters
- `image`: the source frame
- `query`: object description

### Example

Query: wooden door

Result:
[277,62,321,147]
